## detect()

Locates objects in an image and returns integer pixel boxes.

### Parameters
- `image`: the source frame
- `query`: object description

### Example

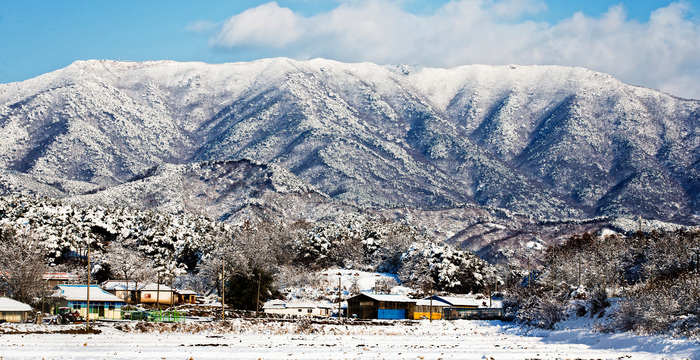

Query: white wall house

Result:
[52,285,126,320]
[138,283,175,306]
[263,300,332,317]
[0,297,33,323]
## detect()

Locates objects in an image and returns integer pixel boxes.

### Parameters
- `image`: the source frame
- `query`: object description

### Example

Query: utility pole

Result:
[86,240,91,331]
[221,255,225,321]
[338,277,342,323]
[40,279,46,324]
[170,276,174,309]
[429,281,433,322]
[156,272,161,310]
[256,271,261,317]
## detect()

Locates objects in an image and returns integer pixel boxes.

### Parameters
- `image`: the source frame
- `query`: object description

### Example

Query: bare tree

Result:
[103,242,155,303]
[0,225,48,304]
[195,235,246,297]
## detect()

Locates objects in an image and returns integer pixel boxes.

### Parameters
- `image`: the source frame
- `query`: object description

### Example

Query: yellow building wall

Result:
[413,311,442,320]
[63,303,123,320]
[75,307,123,320]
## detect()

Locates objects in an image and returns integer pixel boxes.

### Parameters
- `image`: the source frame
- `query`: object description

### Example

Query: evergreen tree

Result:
[225,266,279,311]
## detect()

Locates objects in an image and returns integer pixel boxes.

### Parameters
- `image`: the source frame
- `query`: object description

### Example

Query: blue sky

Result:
[2,0,700,98]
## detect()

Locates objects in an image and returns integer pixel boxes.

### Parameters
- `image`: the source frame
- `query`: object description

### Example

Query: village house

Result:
[101,280,197,306]
[175,289,198,305]
[346,293,416,320]
[263,300,332,317]
[425,295,481,309]
[101,280,139,303]
[426,295,504,320]
[52,285,126,320]
[0,297,33,323]
[414,297,451,320]
[42,272,80,288]
[138,283,176,307]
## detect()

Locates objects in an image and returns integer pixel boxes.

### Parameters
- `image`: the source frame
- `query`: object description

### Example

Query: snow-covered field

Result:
[1,319,698,359]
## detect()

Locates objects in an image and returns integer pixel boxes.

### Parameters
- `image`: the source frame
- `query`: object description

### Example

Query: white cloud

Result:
[213,2,303,48]
[210,0,700,99]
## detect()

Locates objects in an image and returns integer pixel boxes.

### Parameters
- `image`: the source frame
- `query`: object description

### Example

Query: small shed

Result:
[53,285,126,320]
[0,297,33,323]
[175,289,198,304]
[414,298,450,320]
[347,293,416,320]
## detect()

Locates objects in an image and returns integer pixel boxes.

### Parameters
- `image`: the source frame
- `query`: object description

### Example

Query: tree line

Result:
[0,194,498,310]
[505,229,700,339]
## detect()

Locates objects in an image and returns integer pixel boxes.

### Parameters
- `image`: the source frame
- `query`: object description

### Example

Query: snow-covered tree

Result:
[0,225,48,304]
[399,240,498,293]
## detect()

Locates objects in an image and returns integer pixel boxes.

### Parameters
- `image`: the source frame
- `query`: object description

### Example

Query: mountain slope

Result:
[68,159,357,223]
[1,58,698,223]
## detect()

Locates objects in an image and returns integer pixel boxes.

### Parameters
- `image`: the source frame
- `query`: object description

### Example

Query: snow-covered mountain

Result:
[0,58,698,223]
[67,159,359,223]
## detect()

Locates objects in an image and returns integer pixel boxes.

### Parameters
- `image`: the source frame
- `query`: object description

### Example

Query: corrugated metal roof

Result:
[353,293,416,303]
[54,285,126,303]
[263,300,334,309]
[0,297,32,312]
[101,280,138,291]
[139,283,174,291]
[42,272,79,281]
[283,302,318,309]
[263,300,286,309]
[432,296,481,307]
[175,289,197,295]
[415,298,450,307]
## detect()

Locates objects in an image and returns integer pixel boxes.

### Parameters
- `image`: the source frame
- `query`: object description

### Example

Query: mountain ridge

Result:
[1,58,698,224]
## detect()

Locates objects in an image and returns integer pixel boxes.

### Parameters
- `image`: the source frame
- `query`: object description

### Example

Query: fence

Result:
[442,307,504,320]
[121,309,186,322]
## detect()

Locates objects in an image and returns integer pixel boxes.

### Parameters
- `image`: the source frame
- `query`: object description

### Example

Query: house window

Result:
[298,309,302,312]
[307,309,313,313]
[73,304,81,310]
[145,294,151,299]
[108,304,115,311]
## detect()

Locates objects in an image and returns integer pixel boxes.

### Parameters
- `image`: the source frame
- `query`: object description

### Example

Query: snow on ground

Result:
[1,319,698,359]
